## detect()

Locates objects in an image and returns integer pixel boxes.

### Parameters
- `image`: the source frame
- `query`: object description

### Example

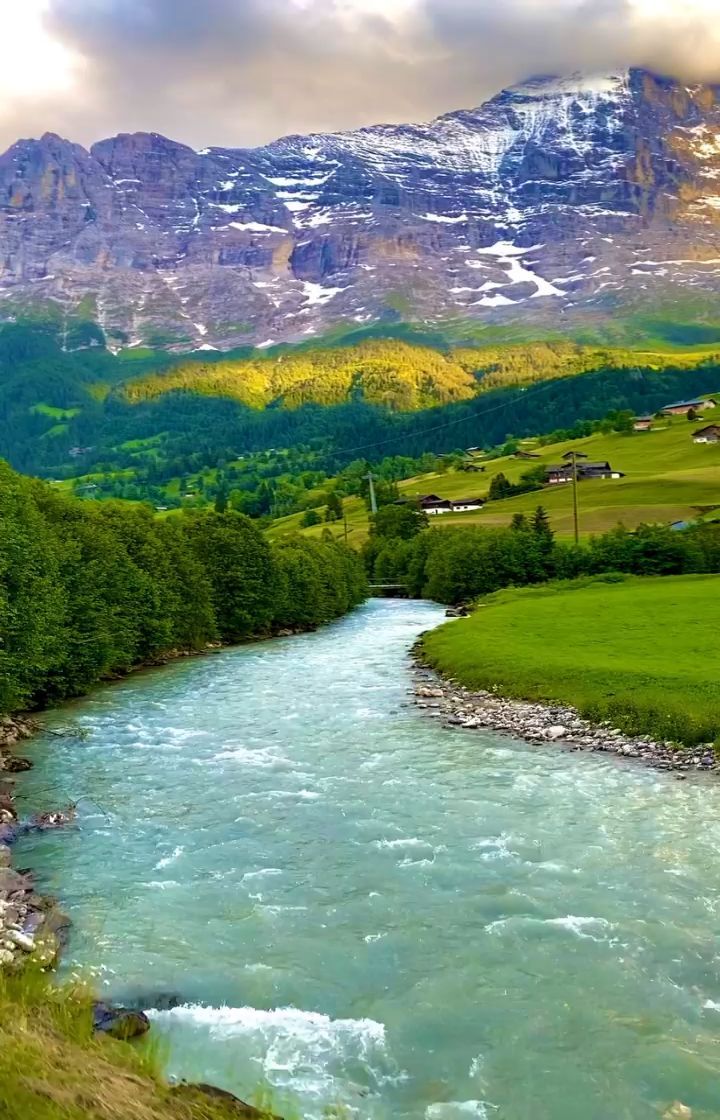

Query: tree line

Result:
[0,460,366,715]
[363,503,720,604]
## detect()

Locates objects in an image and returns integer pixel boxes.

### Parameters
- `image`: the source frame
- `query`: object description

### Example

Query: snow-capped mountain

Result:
[1,68,720,349]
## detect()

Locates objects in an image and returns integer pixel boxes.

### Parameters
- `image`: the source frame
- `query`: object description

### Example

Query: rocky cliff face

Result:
[1,68,720,350]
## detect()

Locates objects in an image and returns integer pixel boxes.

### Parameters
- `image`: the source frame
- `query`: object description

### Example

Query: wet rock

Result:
[93,1002,151,1041]
[2,756,33,774]
[663,1104,692,1120]
[170,1083,283,1119]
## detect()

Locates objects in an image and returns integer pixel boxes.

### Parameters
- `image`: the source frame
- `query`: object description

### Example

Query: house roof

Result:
[419,495,452,506]
[453,497,485,505]
[664,398,716,409]
[693,425,720,436]
[547,461,611,472]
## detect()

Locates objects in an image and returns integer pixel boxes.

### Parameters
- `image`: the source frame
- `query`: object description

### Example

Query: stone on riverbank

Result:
[93,1002,152,1041]
[1,756,33,774]
[0,716,36,750]
[411,655,720,775]
[170,1083,283,1120]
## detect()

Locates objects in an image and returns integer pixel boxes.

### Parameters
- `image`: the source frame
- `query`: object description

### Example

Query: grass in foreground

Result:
[0,969,261,1120]
[421,574,720,746]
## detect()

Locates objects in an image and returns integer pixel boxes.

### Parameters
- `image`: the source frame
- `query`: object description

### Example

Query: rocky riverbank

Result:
[412,656,719,775]
[0,717,70,970]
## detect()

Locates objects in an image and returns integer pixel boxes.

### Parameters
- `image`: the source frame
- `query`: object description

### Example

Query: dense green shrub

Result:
[366,505,720,604]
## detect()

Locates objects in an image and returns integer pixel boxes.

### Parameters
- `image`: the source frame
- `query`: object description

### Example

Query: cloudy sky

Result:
[1,0,719,151]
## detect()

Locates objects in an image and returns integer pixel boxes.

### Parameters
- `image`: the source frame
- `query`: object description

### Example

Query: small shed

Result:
[633,416,654,432]
[693,424,720,444]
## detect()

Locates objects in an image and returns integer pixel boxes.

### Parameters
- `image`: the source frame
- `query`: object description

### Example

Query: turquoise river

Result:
[14,600,720,1120]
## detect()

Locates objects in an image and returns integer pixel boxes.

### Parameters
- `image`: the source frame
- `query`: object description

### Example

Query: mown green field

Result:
[269,417,720,545]
[422,574,720,746]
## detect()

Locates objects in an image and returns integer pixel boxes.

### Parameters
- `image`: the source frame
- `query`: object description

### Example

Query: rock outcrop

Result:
[2,70,720,348]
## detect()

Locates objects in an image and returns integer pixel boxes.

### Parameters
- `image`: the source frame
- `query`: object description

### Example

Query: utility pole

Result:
[365,472,378,515]
[565,451,588,545]
[343,513,349,545]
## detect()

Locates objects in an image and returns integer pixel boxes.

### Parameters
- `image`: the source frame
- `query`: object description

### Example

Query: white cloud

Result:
[0,2,76,100]
[0,0,718,150]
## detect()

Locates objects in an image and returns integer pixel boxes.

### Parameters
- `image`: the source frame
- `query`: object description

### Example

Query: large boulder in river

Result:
[92,1002,151,1041]
[170,1083,283,1119]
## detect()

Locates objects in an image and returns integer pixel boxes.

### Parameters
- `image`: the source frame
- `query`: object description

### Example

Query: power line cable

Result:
[335,375,572,459]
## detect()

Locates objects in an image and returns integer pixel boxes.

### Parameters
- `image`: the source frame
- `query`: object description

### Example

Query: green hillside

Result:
[119,337,720,411]
[5,315,720,481]
[269,415,720,543]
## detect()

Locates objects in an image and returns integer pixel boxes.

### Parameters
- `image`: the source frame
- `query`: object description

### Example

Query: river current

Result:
[15,600,720,1120]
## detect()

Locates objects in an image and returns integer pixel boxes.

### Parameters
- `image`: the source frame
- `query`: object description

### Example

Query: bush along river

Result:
[13,599,720,1120]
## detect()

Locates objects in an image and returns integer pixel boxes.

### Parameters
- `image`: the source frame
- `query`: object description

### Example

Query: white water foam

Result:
[148,1004,400,1114]
[484,914,614,943]
[241,868,283,882]
[426,1101,494,1120]
[211,745,293,769]
[374,837,428,850]
[544,915,612,940]
[155,845,184,870]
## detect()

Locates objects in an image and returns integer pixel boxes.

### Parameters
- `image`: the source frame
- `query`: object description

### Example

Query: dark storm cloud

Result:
[0,0,719,151]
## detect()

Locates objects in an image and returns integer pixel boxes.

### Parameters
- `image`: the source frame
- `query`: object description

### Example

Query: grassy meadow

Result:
[0,969,258,1120]
[269,416,720,545]
[422,574,720,746]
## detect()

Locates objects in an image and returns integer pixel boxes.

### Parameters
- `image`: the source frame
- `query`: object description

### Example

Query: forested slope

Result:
[0,460,366,715]
[4,319,720,480]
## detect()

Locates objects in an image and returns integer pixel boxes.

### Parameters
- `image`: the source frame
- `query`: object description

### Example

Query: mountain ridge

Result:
[1,68,720,350]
